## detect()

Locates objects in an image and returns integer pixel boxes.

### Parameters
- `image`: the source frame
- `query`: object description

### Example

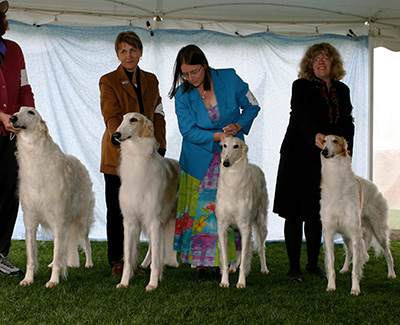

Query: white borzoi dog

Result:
[320,135,396,295]
[215,135,269,289]
[113,112,180,291]
[10,107,95,288]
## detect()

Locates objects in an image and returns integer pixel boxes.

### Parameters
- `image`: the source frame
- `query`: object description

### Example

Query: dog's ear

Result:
[141,119,154,138]
[341,137,350,157]
[36,119,49,136]
[242,141,248,158]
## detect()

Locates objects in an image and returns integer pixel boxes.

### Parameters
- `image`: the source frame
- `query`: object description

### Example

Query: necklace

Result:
[201,90,207,99]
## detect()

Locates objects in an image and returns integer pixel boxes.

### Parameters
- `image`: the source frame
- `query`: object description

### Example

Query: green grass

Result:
[1,240,400,324]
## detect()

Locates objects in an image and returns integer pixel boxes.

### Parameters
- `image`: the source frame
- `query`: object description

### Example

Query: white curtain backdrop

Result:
[7,21,370,241]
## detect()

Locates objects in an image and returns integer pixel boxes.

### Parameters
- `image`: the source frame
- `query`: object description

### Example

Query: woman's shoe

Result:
[195,267,208,281]
[286,269,303,283]
[305,264,326,278]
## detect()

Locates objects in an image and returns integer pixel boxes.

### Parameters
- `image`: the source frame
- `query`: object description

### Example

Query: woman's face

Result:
[180,63,205,88]
[117,42,142,72]
[312,51,332,82]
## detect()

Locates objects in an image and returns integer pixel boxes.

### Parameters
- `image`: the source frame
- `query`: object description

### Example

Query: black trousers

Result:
[104,173,124,266]
[0,136,19,256]
[284,217,322,272]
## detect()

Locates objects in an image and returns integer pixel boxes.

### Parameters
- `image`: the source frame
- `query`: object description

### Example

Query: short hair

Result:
[168,44,212,98]
[114,31,143,54]
[0,13,9,36]
[298,43,346,81]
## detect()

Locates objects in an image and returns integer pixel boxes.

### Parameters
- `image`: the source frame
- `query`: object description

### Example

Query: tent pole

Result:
[368,37,374,181]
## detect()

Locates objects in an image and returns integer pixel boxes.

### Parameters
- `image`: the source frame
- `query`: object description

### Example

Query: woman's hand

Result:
[214,132,226,142]
[0,112,19,133]
[315,133,326,149]
[222,123,242,136]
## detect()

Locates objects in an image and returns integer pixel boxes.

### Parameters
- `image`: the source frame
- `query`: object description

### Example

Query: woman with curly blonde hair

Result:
[273,42,355,283]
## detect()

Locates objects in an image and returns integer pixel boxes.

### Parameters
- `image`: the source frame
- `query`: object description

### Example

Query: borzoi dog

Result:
[215,135,269,289]
[113,112,180,291]
[10,107,95,288]
[320,135,396,295]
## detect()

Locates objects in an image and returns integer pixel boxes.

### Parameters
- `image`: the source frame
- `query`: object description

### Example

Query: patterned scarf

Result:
[0,35,6,61]
[313,78,340,124]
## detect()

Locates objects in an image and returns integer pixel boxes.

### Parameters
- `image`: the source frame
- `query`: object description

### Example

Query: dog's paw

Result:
[219,282,229,288]
[85,263,94,268]
[116,283,128,289]
[339,268,348,274]
[261,267,270,274]
[45,281,58,288]
[145,284,157,292]
[236,282,246,289]
[350,288,361,296]
[19,279,33,286]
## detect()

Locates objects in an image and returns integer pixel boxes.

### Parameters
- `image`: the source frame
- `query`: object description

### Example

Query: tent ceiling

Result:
[7,0,400,50]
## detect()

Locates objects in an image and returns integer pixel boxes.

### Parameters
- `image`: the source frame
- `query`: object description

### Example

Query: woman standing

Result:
[99,31,166,276]
[169,44,260,280]
[273,43,355,283]
[0,0,35,276]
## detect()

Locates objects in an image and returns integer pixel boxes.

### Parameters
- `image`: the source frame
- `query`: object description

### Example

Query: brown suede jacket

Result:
[99,64,166,175]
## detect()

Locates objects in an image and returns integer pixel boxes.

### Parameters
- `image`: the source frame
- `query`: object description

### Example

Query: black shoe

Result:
[306,264,326,278]
[212,267,221,281]
[287,269,303,283]
[195,267,209,281]
[0,254,24,277]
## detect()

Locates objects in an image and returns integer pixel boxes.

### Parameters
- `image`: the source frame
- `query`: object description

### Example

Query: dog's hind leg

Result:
[163,215,179,268]
[81,232,93,268]
[146,222,164,292]
[20,219,39,286]
[67,222,80,268]
[237,223,252,289]
[252,216,269,274]
[340,235,352,274]
[117,221,139,288]
[218,222,230,288]
[323,229,336,292]
[371,225,396,279]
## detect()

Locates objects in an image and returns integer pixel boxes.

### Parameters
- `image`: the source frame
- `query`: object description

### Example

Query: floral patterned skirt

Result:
[174,152,239,267]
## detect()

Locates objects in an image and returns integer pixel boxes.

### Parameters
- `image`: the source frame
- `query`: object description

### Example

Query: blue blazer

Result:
[174,68,260,179]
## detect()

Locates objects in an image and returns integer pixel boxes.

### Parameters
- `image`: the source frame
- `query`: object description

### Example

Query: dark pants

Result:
[104,173,124,266]
[284,217,322,272]
[0,136,19,256]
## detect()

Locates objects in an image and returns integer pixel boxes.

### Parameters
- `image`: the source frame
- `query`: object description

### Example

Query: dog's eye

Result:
[130,117,138,123]
[28,110,35,115]
[233,145,239,149]
[333,139,338,144]
[223,144,227,148]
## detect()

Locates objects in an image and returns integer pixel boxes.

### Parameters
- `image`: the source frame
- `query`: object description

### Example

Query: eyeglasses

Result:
[181,66,203,80]
[314,57,330,63]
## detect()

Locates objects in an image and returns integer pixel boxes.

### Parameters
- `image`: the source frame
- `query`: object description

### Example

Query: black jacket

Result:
[273,78,355,220]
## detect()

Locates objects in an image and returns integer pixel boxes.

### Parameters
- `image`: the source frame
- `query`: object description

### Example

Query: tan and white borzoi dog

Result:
[10,107,95,288]
[320,135,396,296]
[215,135,269,289]
[112,112,180,291]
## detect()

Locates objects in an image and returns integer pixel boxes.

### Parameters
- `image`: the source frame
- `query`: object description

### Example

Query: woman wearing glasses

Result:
[169,44,260,280]
[273,43,354,283]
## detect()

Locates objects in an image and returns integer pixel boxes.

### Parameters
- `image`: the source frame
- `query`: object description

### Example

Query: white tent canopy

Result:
[6,0,400,51]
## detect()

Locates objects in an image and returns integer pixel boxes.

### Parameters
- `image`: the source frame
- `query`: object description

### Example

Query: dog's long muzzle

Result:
[321,148,330,158]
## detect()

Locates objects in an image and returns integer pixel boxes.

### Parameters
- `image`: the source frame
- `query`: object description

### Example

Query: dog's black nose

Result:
[321,149,329,158]
[223,161,230,168]
[112,132,122,145]
[9,115,17,124]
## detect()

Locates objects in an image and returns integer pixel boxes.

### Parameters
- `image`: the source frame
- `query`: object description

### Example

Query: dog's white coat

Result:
[11,107,95,288]
[113,112,179,291]
[215,136,269,288]
[320,135,396,296]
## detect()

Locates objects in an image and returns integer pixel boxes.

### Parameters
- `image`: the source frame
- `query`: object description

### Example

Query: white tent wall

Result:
[7,21,369,241]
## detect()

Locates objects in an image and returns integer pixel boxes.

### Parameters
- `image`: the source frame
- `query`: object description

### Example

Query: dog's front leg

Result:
[20,220,38,286]
[350,236,364,296]
[323,230,336,292]
[237,225,251,289]
[46,225,68,288]
[217,222,230,288]
[146,224,164,292]
[117,222,139,288]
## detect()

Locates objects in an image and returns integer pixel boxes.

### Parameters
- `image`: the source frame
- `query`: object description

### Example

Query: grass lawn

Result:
[1,240,400,324]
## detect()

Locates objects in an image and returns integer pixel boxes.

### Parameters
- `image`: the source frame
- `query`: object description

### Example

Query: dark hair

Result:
[114,31,143,54]
[0,13,9,36]
[168,44,212,99]
[298,43,346,81]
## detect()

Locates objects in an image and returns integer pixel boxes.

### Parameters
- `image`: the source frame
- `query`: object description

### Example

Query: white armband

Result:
[21,69,29,87]
[155,102,165,116]
[246,90,259,106]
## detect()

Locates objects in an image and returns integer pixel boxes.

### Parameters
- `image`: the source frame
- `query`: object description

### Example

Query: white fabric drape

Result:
[7,21,369,240]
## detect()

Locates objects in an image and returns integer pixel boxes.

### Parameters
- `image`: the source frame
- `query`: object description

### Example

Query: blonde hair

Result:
[298,43,346,81]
